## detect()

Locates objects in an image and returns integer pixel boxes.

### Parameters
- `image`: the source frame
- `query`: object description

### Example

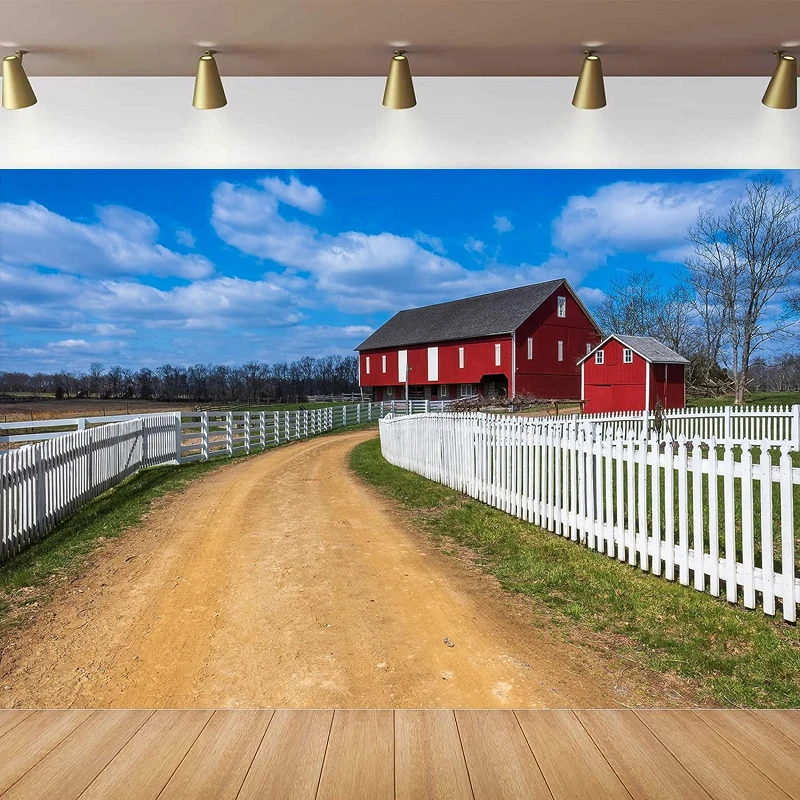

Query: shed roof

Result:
[356,279,591,351]
[579,334,689,365]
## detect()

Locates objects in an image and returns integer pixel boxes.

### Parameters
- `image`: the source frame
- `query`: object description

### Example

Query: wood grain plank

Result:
[78,709,212,800]
[455,710,552,800]
[158,709,273,800]
[695,710,800,799]
[0,710,34,742]
[2,709,152,800]
[576,710,711,799]
[395,709,474,800]
[0,709,94,794]
[238,709,332,800]
[316,710,393,800]
[757,710,800,743]
[637,710,790,800]
[515,710,630,800]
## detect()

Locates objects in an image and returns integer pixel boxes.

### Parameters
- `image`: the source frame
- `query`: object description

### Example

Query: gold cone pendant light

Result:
[193,50,227,109]
[572,50,606,109]
[762,51,797,109]
[382,50,416,109]
[2,50,37,110]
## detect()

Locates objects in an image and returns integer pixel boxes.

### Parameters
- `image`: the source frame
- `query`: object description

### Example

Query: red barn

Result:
[356,279,602,401]
[579,334,688,414]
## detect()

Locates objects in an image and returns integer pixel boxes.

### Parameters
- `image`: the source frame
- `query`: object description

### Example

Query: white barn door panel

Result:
[398,349,408,383]
[427,347,439,382]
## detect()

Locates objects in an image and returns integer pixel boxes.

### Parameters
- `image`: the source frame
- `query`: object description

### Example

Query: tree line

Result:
[0,355,360,404]
[594,178,800,402]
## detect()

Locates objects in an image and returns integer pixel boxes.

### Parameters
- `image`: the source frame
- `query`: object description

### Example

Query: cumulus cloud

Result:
[414,231,446,254]
[0,202,214,278]
[259,175,325,215]
[176,229,196,248]
[493,215,513,233]
[464,237,485,254]
[552,178,745,263]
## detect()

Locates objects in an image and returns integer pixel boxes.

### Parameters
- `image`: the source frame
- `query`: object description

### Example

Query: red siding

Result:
[582,339,648,413]
[582,338,686,413]
[360,335,512,389]
[649,362,686,410]
[514,286,601,400]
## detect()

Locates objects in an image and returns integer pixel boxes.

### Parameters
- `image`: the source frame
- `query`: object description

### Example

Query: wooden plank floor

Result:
[0,710,797,799]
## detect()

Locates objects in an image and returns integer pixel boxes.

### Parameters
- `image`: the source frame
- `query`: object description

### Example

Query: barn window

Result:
[557,341,564,362]
[460,384,474,397]
[365,356,371,374]
[527,337,533,360]
[586,342,593,354]
[595,350,604,365]
[495,343,501,366]
[382,354,387,373]
[459,347,465,369]
[557,296,567,318]
[623,348,633,364]
[385,386,394,398]
[440,384,449,398]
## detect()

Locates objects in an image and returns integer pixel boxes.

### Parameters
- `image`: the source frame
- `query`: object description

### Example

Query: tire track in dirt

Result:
[0,431,684,709]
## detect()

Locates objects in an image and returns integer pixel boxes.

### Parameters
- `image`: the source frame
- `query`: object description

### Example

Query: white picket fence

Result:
[0,400,454,561]
[379,412,800,621]
[553,404,800,450]
[0,415,177,560]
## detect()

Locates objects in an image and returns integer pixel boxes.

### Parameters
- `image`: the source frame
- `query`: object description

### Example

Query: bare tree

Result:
[88,362,105,398]
[595,271,662,337]
[685,178,800,404]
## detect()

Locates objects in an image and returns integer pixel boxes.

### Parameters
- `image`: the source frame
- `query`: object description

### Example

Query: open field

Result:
[688,391,800,408]
[0,431,695,710]
[351,438,800,708]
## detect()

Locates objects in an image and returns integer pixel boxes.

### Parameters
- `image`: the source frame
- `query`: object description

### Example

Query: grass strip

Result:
[350,437,800,708]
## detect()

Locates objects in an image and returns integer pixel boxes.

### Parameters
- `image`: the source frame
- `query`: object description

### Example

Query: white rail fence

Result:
[552,404,800,450]
[380,412,800,621]
[0,400,447,447]
[0,401,451,561]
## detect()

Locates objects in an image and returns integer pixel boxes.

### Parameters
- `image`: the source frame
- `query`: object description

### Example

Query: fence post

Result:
[344,406,348,427]
[227,412,234,457]
[357,404,362,424]
[201,412,209,461]
[724,405,733,445]
[244,411,251,454]
[175,412,183,465]
[792,404,800,452]
[425,399,430,413]
[77,418,86,431]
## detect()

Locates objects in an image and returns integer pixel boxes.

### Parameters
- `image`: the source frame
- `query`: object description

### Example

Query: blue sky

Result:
[1,168,797,372]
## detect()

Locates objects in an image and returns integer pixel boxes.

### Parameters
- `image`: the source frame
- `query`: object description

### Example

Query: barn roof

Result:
[579,334,689,365]
[356,279,589,351]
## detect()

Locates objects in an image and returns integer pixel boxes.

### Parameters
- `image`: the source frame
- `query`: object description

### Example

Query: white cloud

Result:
[259,175,325,215]
[493,215,513,233]
[176,229,196,248]
[414,231,446,254]
[552,179,745,263]
[0,202,214,279]
[464,237,485,254]
[577,286,607,307]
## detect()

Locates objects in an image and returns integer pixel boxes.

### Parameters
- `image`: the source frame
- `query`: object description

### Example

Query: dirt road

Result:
[0,431,676,709]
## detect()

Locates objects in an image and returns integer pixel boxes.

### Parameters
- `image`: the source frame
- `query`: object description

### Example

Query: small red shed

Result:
[579,334,688,414]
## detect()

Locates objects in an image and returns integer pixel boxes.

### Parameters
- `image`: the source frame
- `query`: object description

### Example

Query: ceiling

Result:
[1,0,798,78]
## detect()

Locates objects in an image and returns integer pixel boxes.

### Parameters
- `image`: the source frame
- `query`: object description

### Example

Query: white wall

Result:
[0,77,798,168]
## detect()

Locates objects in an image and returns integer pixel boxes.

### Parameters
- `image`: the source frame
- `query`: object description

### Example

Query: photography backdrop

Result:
[0,77,798,169]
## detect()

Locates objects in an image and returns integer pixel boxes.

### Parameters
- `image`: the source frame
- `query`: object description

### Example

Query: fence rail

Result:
[553,404,800,450]
[0,400,454,561]
[380,412,800,621]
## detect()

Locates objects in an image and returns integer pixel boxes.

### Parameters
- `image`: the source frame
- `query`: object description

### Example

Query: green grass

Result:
[688,391,800,408]
[350,438,800,708]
